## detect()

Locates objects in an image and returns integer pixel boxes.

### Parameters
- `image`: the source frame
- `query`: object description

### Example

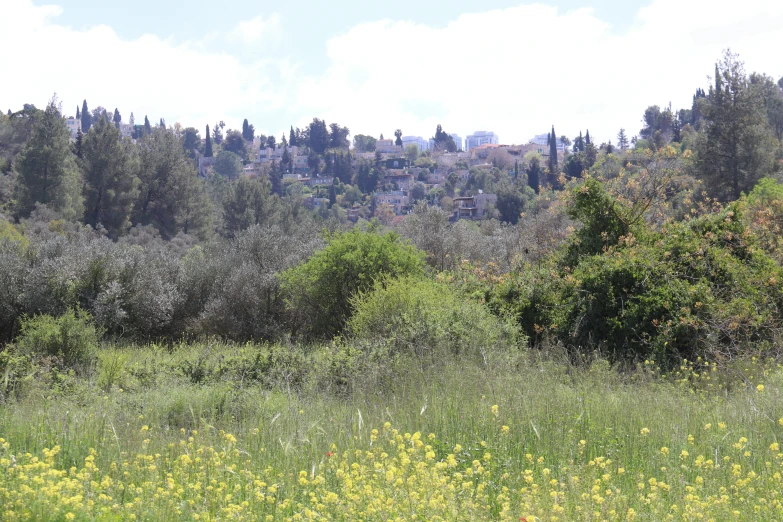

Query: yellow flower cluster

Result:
[2,422,783,521]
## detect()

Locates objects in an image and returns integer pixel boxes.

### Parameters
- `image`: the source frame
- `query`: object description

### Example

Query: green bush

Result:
[349,276,523,363]
[281,227,426,340]
[491,179,783,364]
[13,309,100,367]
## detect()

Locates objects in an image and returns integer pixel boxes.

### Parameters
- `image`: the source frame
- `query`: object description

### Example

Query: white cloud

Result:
[1,0,782,145]
[227,14,281,46]
[0,0,291,134]
[295,0,783,144]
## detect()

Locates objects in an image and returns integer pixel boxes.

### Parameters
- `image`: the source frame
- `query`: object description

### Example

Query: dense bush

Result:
[13,309,99,367]
[348,276,523,363]
[281,227,426,340]
[492,179,783,363]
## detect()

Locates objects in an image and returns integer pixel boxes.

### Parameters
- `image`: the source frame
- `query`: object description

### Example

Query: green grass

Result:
[1,342,783,520]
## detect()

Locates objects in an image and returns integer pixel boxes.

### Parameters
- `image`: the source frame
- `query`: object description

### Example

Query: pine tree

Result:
[80,118,139,237]
[212,122,223,144]
[617,128,629,150]
[133,127,213,239]
[205,125,213,157]
[144,116,152,135]
[81,100,92,132]
[14,95,83,219]
[548,125,558,172]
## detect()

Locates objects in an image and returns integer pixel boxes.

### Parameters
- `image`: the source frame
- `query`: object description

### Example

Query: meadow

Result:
[2,340,783,521]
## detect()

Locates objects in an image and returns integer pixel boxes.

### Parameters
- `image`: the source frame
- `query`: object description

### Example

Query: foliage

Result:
[12,309,99,367]
[281,228,426,340]
[494,179,783,363]
[694,50,778,201]
[349,276,522,362]
[80,118,139,237]
[213,150,243,179]
[132,128,214,240]
[13,96,83,220]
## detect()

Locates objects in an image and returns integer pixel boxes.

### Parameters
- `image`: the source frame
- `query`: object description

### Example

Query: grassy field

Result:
[1,342,783,521]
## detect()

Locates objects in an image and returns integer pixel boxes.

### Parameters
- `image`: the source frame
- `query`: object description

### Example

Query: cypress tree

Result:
[74,128,83,159]
[527,156,541,194]
[159,118,166,128]
[76,106,80,119]
[81,100,92,132]
[289,126,296,147]
[144,116,152,135]
[585,129,591,145]
[242,119,249,141]
[205,125,213,157]
[549,125,558,172]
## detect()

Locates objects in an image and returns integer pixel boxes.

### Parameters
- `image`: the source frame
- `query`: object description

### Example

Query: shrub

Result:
[492,179,783,365]
[13,309,100,367]
[281,227,426,340]
[349,276,523,364]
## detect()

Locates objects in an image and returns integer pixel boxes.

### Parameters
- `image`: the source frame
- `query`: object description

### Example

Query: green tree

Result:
[289,126,296,147]
[80,118,139,237]
[132,128,213,239]
[354,159,380,193]
[308,118,330,154]
[617,128,629,150]
[496,186,526,224]
[222,176,271,236]
[212,122,224,144]
[224,130,248,159]
[394,129,402,147]
[144,116,152,136]
[695,50,778,201]
[14,96,83,220]
[214,150,243,179]
[205,125,213,157]
[112,108,121,128]
[81,100,92,132]
[281,228,426,340]
[329,123,350,149]
[548,125,558,172]
[404,144,419,165]
[182,127,201,155]
[526,153,542,193]
[353,134,377,152]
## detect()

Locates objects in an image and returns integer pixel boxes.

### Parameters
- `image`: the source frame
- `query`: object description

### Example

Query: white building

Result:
[531,133,567,152]
[465,131,498,151]
[401,136,429,152]
[65,117,81,140]
[119,123,135,139]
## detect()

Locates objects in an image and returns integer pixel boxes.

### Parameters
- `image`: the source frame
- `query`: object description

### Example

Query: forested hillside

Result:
[1,50,783,521]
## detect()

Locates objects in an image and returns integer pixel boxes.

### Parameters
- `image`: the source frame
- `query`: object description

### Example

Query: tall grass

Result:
[1,341,783,520]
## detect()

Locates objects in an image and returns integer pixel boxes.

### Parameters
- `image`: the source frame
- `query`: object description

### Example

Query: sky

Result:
[1,0,782,146]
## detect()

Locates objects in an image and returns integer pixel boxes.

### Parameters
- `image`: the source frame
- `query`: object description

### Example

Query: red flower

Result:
[327,452,334,457]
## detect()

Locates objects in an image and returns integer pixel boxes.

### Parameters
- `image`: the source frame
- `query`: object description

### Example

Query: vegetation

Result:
[1,50,783,520]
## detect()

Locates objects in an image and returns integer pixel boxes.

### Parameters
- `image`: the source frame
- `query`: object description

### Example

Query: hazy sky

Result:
[2,0,781,145]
